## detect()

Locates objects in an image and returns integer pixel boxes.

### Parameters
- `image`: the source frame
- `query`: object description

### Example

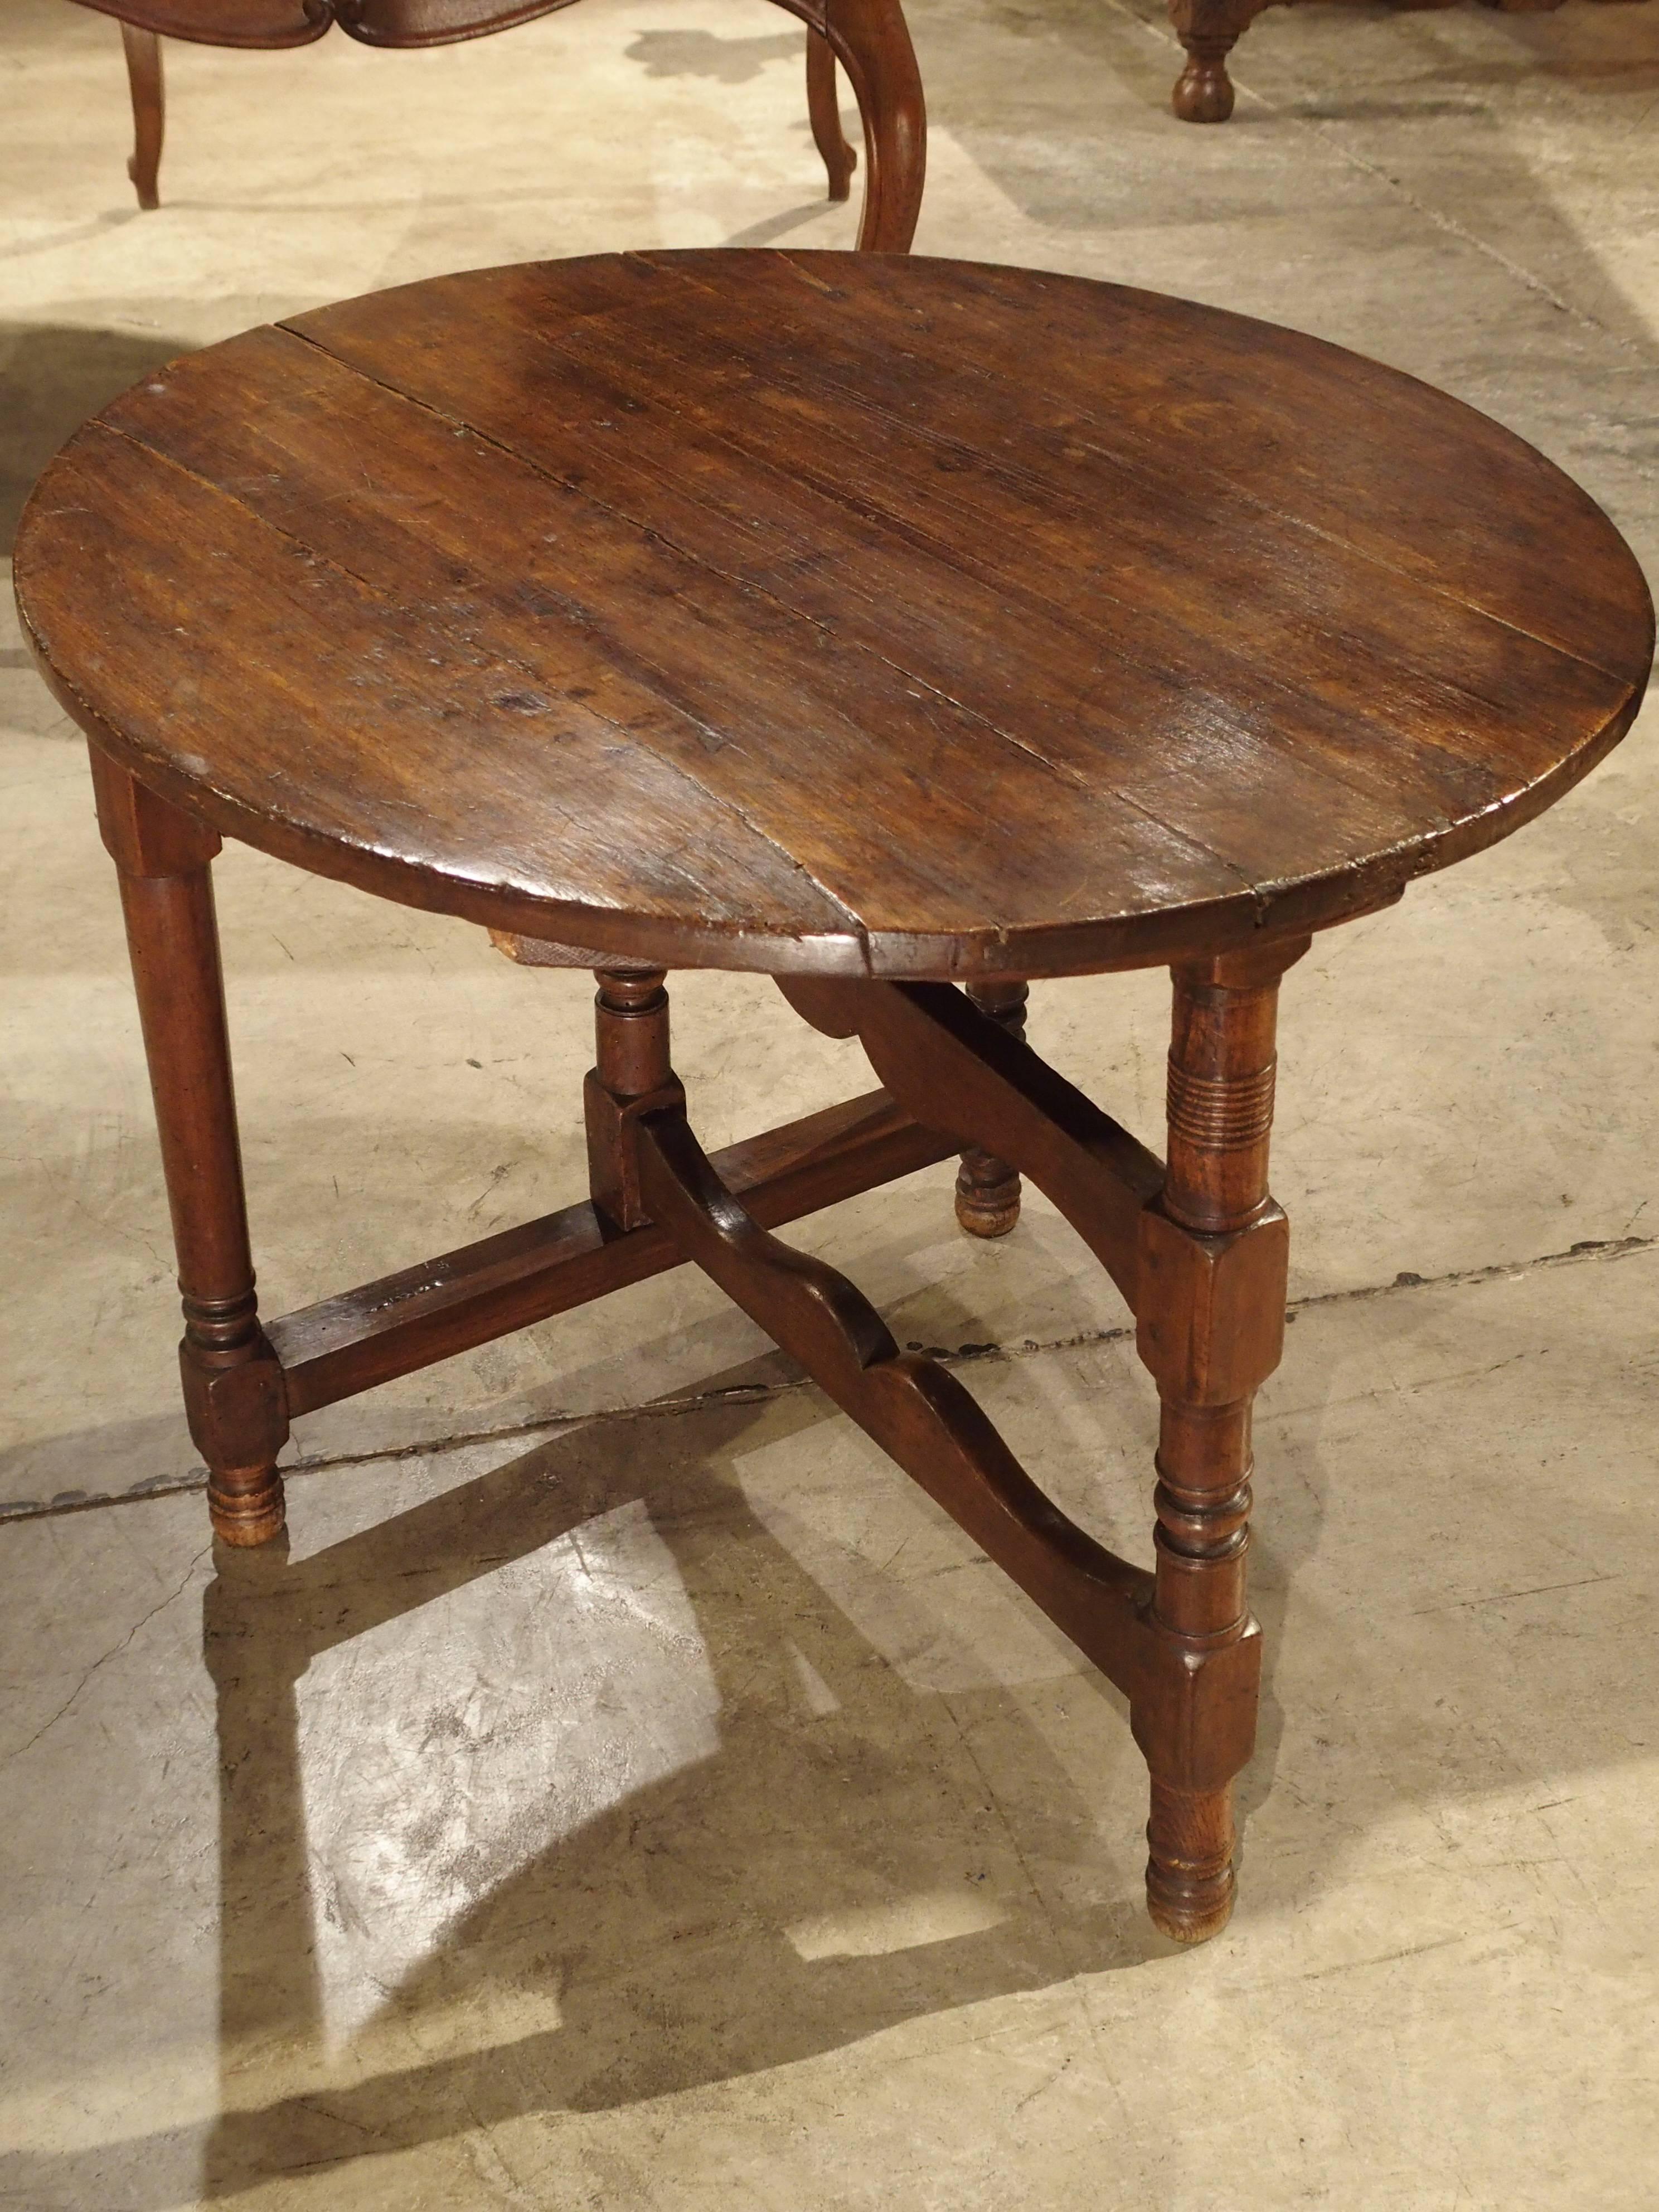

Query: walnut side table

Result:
[14,251,1652,1944]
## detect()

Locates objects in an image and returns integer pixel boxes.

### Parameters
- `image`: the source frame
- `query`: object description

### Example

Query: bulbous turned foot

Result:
[1146,1852,1237,1944]
[208,1465,287,1547]
[954,1155,1022,1238]
[1145,1779,1238,1942]
[1173,50,1236,123]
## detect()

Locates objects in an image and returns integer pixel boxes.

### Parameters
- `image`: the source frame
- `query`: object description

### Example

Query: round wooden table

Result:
[15,251,1652,1944]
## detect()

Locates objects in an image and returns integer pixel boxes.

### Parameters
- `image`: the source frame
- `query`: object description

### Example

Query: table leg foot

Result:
[1172,40,1237,123]
[953,1155,1021,1238]
[207,1466,287,1548]
[1131,939,1308,1938]
[1169,0,1251,121]
[1146,1779,1237,1942]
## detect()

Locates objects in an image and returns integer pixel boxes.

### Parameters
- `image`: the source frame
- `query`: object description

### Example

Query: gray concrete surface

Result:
[2,0,1657,2203]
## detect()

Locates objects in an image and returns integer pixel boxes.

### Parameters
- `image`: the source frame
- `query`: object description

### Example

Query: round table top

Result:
[16,251,1652,979]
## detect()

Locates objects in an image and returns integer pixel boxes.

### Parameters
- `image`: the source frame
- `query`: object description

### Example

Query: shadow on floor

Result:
[3,1358,1167,2206]
[1,322,195,555]
[624,28,804,83]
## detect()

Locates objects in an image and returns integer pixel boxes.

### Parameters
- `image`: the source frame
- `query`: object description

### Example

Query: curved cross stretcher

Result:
[574,957,1308,1943]
[79,741,1304,1942]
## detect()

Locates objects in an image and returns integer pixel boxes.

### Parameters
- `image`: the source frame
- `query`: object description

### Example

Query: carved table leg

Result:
[806,26,856,204]
[954,979,1030,1238]
[120,25,165,211]
[91,749,289,1545]
[1131,937,1306,1940]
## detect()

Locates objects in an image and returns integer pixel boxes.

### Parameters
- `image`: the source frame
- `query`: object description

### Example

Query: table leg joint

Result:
[777,976,1163,1309]
[1135,1200,1289,1406]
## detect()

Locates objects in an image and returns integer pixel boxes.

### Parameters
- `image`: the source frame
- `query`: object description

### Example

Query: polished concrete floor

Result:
[3,0,1659,2204]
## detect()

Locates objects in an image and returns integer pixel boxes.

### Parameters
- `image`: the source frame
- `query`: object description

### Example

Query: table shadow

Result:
[4,1354,1166,2207]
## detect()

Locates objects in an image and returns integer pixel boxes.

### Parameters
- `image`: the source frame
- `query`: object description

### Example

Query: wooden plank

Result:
[17,426,863,971]
[17,251,1651,980]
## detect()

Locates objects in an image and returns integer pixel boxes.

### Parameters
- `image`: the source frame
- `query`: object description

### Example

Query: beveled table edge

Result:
[13,246,1655,981]
[14,595,1650,980]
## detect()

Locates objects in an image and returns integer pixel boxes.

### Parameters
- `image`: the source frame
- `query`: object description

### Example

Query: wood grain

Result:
[18,252,1647,982]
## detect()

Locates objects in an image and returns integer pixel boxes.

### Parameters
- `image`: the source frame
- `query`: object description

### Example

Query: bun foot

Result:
[1173,49,1237,123]
[208,1465,287,1548]
[955,1156,1022,1238]
[1146,1854,1237,1944]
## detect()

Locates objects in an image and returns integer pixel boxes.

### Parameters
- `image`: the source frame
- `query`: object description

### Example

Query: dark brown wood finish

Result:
[89,751,290,1545]
[955,979,1030,1238]
[14,250,1652,1941]
[268,1084,959,1414]
[1134,937,1303,1939]
[84,0,924,250]
[18,254,1648,982]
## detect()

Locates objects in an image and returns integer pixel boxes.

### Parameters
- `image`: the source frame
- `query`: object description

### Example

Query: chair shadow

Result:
[624,30,804,85]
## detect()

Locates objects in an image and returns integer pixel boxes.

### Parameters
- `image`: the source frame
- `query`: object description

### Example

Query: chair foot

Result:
[1173,40,1237,123]
[806,27,857,203]
[121,26,164,209]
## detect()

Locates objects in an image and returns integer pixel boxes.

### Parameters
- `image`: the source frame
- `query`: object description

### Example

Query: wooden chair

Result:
[80,0,924,253]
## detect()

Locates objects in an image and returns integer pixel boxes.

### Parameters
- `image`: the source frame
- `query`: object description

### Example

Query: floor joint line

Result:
[2,1229,1649,1532]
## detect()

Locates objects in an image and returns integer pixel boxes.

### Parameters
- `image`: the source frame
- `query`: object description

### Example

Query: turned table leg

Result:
[120,25,165,210]
[90,749,288,1545]
[954,979,1029,1238]
[584,966,683,1234]
[1132,938,1304,1941]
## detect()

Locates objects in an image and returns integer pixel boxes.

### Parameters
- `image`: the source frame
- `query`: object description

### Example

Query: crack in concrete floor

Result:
[3,1228,1648,1531]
